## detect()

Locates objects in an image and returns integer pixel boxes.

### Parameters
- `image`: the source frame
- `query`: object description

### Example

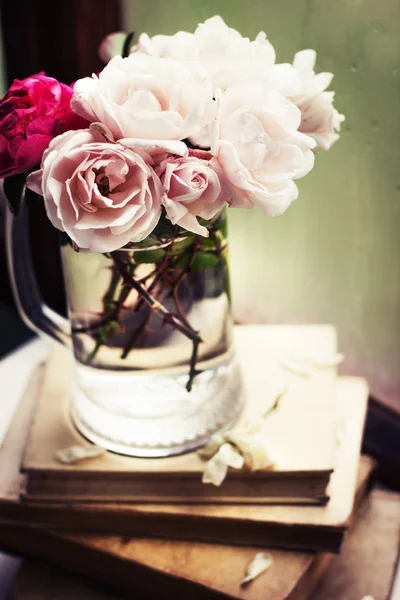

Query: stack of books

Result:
[0,325,375,599]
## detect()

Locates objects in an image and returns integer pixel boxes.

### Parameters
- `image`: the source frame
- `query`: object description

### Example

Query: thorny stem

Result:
[85,332,106,365]
[134,269,163,314]
[120,305,153,360]
[72,282,131,333]
[111,253,200,342]
[133,232,176,314]
[120,273,167,359]
[76,218,227,389]
[171,270,203,390]
[111,252,203,391]
[79,267,134,364]
[187,337,201,393]
[169,236,199,334]
[173,286,193,333]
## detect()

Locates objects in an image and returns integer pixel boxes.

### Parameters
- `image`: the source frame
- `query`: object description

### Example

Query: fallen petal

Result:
[241,552,273,586]
[279,357,313,376]
[197,434,225,459]
[218,442,244,469]
[202,452,229,486]
[55,445,105,465]
[310,352,345,367]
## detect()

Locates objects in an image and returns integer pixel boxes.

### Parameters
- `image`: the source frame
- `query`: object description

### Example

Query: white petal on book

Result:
[202,443,244,486]
[279,351,344,374]
[279,357,313,376]
[202,451,229,486]
[228,426,275,471]
[197,434,225,460]
[200,420,275,484]
[310,352,344,367]
[218,442,245,469]
[241,552,273,586]
[55,445,105,465]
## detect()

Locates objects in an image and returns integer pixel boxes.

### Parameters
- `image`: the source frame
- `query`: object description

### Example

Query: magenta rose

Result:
[0,73,86,177]
[26,128,163,253]
[156,157,227,236]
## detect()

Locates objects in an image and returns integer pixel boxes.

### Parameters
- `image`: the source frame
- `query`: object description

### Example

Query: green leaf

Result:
[200,237,217,250]
[170,236,195,255]
[132,235,159,249]
[216,217,228,239]
[102,320,121,339]
[3,174,26,216]
[176,254,191,269]
[191,251,219,271]
[133,248,166,264]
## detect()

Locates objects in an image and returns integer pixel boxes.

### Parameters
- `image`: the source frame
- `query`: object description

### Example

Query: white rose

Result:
[71,53,215,144]
[292,50,345,150]
[135,16,275,91]
[215,79,316,216]
[272,50,344,150]
[193,16,275,90]
[135,31,198,62]
[297,91,345,150]
[292,50,334,100]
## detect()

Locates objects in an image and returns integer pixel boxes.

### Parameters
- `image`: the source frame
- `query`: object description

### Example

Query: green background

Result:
[127,1,399,404]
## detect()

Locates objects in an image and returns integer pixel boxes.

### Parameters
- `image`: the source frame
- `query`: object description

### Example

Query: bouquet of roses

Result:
[0,17,344,383]
[0,15,343,252]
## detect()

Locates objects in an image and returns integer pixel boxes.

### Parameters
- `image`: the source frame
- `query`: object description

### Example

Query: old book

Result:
[0,366,368,552]
[310,488,400,600]
[21,326,338,504]
[1,458,375,600]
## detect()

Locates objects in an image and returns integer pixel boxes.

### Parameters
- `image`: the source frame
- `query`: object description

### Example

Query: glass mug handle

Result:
[5,193,72,348]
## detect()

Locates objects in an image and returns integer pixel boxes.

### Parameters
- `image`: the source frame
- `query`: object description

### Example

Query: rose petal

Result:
[241,552,273,586]
[56,445,105,464]
[202,452,229,486]
[32,128,162,252]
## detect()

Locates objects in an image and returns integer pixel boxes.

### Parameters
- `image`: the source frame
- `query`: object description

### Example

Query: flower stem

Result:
[187,337,201,392]
[120,305,153,359]
[111,253,201,344]
[80,269,134,363]
[111,252,203,391]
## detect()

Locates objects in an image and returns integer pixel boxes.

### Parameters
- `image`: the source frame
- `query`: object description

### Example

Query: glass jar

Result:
[7,201,244,457]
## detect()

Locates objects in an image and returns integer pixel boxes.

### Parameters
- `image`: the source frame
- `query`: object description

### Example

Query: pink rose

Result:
[0,73,86,177]
[27,128,162,253]
[157,157,226,236]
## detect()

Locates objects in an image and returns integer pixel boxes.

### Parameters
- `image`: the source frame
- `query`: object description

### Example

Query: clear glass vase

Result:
[6,201,244,457]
